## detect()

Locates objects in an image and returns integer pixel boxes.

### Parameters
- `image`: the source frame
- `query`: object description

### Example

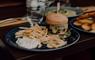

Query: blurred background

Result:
[0,0,95,60]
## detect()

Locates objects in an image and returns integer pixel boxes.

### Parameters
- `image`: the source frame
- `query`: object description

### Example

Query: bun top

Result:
[46,13,68,25]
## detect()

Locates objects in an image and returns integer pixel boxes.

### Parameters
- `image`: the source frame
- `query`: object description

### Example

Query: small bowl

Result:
[41,7,82,19]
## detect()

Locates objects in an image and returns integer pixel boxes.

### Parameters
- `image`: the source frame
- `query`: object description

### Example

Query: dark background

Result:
[0,0,95,19]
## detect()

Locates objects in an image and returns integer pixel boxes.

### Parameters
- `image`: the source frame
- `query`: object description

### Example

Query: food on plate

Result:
[81,23,91,31]
[73,11,95,33]
[46,12,68,34]
[15,24,47,49]
[15,11,71,49]
[45,7,77,17]
[59,9,77,17]
[91,23,95,30]
[40,35,67,48]
[82,6,95,13]
[15,24,48,39]
[16,37,41,49]
[77,11,95,19]
[15,23,69,49]
[74,21,82,26]
[78,19,93,24]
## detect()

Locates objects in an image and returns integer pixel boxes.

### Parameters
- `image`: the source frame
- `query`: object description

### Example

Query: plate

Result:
[5,27,80,52]
[70,18,95,34]
[42,7,82,19]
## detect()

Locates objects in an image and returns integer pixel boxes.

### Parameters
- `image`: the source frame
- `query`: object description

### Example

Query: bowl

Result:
[41,7,82,19]
[70,18,95,34]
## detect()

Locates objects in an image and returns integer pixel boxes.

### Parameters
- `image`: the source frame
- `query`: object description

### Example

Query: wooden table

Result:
[0,23,95,60]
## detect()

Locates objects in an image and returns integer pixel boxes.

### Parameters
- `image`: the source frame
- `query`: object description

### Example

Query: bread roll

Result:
[46,13,68,25]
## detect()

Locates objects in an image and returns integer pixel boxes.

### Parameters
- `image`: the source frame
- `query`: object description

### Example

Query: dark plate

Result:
[5,27,80,52]
[70,18,95,34]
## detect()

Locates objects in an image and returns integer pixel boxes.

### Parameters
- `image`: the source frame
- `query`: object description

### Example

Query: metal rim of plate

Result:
[5,27,80,52]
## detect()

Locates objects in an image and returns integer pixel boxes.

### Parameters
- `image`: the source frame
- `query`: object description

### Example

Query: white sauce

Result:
[16,37,40,49]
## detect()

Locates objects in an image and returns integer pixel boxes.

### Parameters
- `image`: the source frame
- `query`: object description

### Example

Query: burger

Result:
[46,12,68,34]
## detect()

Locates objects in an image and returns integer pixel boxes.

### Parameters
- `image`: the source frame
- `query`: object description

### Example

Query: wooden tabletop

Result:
[0,23,95,60]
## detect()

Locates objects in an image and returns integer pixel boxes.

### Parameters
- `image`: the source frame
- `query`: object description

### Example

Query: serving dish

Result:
[70,11,95,34]
[42,7,82,19]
